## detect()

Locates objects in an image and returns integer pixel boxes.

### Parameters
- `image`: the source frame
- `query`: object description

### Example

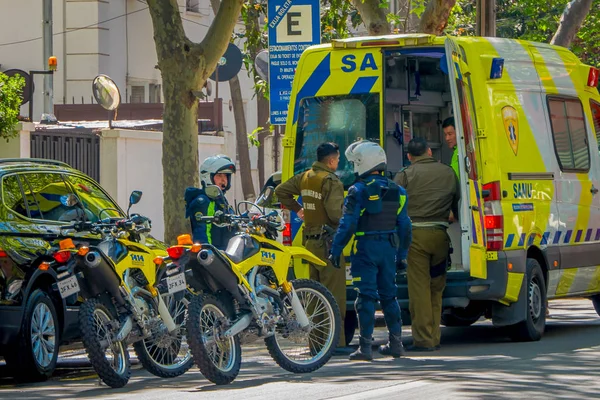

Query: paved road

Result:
[2,299,600,399]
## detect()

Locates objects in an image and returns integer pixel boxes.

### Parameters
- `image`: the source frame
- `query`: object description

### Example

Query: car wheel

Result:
[5,289,60,381]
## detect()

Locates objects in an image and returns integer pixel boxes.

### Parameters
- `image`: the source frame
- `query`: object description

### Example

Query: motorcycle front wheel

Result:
[265,279,341,373]
[79,297,131,388]
[133,292,194,378]
[187,293,241,385]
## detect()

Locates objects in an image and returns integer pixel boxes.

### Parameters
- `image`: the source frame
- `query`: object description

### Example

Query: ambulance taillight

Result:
[587,67,599,88]
[482,181,504,251]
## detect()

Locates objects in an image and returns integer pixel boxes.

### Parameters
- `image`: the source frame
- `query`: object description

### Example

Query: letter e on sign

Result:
[276,5,313,43]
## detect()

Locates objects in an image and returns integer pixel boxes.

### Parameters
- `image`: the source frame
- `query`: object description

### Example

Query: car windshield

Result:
[293,93,380,189]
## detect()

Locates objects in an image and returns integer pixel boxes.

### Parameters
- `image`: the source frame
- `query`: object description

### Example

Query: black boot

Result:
[378,333,404,358]
[349,336,373,361]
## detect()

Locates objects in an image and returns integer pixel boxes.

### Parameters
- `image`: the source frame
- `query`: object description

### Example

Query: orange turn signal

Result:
[153,256,164,265]
[177,234,193,245]
[77,246,90,256]
[60,238,75,250]
[39,262,51,271]
[190,243,202,253]
[508,262,513,271]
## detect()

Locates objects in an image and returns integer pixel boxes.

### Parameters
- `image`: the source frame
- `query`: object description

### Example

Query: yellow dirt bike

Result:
[53,191,192,388]
[166,186,341,385]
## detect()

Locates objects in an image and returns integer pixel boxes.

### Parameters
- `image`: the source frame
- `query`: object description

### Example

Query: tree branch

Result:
[200,0,244,79]
[146,0,188,63]
[419,0,457,35]
[550,0,593,48]
[351,0,391,35]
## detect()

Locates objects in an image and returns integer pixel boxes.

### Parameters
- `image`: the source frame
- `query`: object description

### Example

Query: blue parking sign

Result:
[268,0,321,125]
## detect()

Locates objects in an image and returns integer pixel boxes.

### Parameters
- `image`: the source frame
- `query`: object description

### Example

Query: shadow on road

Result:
[2,301,600,399]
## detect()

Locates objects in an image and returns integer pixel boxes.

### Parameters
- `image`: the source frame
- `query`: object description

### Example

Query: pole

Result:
[476,0,496,37]
[43,0,54,117]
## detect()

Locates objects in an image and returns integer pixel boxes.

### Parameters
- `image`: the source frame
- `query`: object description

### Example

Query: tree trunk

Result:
[229,75,256,200]
[147,0,244,243]
[161,73,200,242]
[256,95,270,186]
[550,0,593,48]
[419,0,457,35]
[351,0,391,35]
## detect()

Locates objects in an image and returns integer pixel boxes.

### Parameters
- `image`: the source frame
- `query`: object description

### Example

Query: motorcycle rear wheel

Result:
[265,279,340,373]
[187,293,241,385]
[133,293,193,378]
[79,297,131,388]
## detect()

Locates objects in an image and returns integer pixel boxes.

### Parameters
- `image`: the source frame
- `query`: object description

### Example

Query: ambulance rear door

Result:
[444,38,488,279]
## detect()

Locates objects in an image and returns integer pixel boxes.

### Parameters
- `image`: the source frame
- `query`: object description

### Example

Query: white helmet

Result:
[200,154,236,191]
[345,140,387,178]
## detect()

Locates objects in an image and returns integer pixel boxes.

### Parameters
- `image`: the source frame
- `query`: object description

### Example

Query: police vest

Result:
[300,169,330,232]
[356,179,405,235]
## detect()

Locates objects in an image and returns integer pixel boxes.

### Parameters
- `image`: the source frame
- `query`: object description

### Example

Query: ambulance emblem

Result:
[502,106,519,156]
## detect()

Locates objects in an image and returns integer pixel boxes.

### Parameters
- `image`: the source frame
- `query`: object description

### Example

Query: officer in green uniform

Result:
[275,142,350,354]
[443,117,459,180]
[394,137,459,351]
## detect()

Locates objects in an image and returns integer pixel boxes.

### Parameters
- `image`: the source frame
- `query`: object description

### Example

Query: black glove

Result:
[328,253,341,269]
[396,259,408,272]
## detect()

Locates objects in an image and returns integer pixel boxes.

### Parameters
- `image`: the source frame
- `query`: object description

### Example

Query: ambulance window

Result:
[294,94,380,189]
[548,97,590,172]
[590,101,600,150]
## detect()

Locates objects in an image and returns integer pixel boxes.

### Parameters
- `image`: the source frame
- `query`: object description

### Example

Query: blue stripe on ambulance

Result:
[292,54,331,125]
[350,76,378,94]
[505,229,600,248]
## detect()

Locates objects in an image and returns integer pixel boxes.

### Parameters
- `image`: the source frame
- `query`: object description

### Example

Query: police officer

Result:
[274,142,350,354]
[394,137,459,351]
[443,117,459,180]
[184,154,236,250]
[330,140,411,361]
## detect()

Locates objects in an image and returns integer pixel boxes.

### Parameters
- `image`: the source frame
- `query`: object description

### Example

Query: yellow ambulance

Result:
[271,33,600,343]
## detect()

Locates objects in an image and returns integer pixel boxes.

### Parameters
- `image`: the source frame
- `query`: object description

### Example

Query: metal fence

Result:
[30,129,101,181]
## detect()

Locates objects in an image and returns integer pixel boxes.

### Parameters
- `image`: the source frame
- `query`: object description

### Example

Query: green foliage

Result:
[248,125,263,147]
[447,0,600,67]
[0,72,25,140]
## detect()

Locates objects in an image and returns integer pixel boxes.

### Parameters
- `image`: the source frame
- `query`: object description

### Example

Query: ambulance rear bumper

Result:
[346,250,527,310]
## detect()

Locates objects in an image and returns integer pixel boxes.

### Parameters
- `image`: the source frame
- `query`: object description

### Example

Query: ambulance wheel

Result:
[509,259,546,342]
[344,310,357,346]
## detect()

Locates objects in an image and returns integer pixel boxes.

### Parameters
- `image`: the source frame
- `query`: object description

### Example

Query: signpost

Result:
[267,0,320,125]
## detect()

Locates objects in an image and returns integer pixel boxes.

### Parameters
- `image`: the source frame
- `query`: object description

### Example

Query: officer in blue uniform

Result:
[184,155,236,250]
[329,140,412,361]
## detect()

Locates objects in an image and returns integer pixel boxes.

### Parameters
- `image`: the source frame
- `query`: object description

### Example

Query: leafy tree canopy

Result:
[0,72,25,140]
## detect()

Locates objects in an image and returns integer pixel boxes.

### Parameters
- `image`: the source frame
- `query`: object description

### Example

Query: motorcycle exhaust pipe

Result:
[80,251,126,306]
[197,249,245,304]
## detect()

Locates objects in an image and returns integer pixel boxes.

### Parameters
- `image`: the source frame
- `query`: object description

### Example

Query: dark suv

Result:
[0,158,143,381]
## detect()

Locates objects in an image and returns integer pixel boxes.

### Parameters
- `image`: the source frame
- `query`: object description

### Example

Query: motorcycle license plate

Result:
[58,276,80,299]
[166,272,187,294]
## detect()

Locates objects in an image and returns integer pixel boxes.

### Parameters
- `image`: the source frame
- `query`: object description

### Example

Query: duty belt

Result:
[357,233,394,241]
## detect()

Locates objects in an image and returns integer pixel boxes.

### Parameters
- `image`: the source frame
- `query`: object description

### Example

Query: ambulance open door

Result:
[444,39,488,279]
